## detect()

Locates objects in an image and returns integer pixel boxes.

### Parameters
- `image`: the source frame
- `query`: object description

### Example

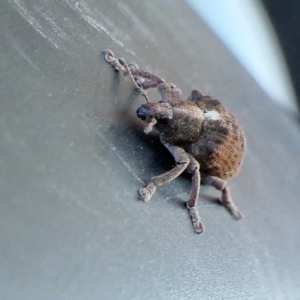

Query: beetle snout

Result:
[136,106,149,121]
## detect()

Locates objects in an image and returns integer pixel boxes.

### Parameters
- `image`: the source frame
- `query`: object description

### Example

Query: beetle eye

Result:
[136,106,149,121]
[160,115,172,124]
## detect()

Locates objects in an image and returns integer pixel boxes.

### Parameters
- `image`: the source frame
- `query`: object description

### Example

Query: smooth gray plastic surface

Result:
[1,1,300,299]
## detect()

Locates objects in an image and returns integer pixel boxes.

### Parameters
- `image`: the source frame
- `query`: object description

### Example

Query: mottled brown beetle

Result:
[102,49,245,234]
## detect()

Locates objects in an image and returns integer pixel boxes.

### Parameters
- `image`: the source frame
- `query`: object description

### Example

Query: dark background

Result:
[262,0,300,112]
[1,0,300,299]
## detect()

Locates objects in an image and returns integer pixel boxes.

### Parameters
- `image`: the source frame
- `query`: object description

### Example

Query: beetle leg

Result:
[102,49,149,101]
[186,155,204,234]
[201,173,242,220]
[102,49,182,102]
[157,82,182,102]
[125,63,164,90]
[139,142,189,203]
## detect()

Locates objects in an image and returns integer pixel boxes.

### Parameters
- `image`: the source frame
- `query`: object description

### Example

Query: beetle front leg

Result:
[139,143,189,203]
[157,82,182,102]
[102,49,149,102]
[102,49,182,102]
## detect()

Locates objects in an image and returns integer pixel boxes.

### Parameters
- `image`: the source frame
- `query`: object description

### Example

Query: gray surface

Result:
[1,0,300,299]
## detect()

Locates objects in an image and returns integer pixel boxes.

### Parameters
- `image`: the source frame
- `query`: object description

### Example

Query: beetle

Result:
[102,49,245,233]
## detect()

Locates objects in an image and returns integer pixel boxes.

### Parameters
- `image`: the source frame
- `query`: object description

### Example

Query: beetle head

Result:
[136,102,173,124]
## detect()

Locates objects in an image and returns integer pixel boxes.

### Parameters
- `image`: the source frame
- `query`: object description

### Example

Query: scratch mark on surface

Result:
[117,2,155,43]
[97,131,145,185]
[11,42,40,71]
[63,1,124,47]
[9,0,63,50]
[62,0,135,56]
[34,5,71,41]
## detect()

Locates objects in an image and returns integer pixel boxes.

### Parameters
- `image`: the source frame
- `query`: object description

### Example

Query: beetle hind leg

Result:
[201,173,242,220]
[186,155,204,234]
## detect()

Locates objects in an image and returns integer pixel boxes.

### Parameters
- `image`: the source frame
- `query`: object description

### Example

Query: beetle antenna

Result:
[118,58,149,102]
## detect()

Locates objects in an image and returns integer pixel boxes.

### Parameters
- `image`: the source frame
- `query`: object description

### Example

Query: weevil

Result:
[102,49,245,233]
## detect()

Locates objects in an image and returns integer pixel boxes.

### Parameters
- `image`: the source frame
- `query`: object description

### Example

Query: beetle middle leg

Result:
[201,173,242,220]
[186,155,204,233]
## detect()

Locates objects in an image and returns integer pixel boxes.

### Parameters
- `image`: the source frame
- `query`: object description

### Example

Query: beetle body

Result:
[103,49,245,233]
[138,96,245,181]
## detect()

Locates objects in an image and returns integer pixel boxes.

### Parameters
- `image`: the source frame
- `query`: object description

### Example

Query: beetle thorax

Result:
[157,101,205,143]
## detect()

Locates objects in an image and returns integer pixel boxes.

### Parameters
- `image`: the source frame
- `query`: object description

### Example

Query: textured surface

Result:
[1,0,300,299]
